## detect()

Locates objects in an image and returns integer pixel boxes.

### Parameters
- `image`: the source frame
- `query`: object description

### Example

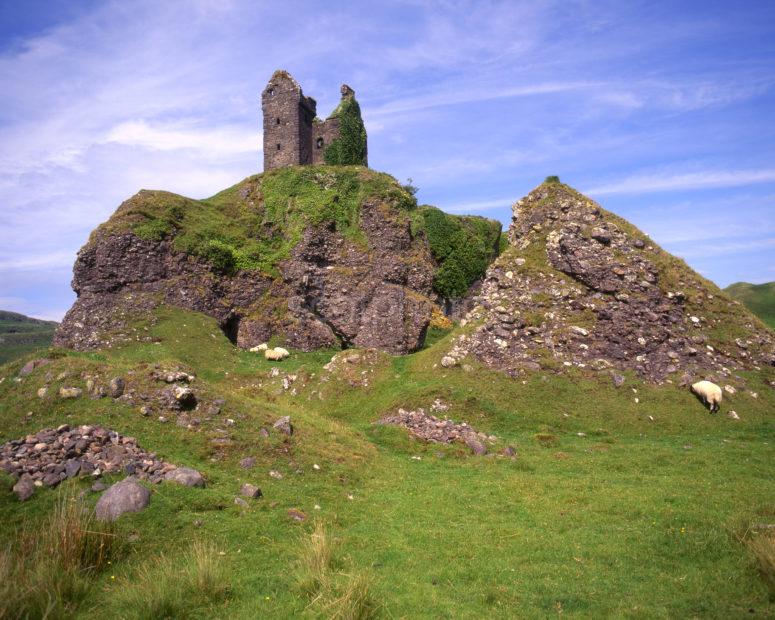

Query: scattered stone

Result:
[612,373,625,387]
[465,436,487,455]
[502,446,517,457]
[723,385,737,395]
[108,377,125,398]
[173,386,196,408]
[440,356,457,368]
[94,477,150,521]
[727,410,740,420]
[37,386,48,398]
[272,416,293,436]
[12,474,35,501]
[239,456,256,469]
[91,480,108,492]
[59,387,83,399]
[164,467,205,488]
[18,358,49,377]
[164,371,194,383]
[240,483,262,499]
[234,497,248,508]
[379,407,495,450]
[269,470,283,479]
[288,508,307,522]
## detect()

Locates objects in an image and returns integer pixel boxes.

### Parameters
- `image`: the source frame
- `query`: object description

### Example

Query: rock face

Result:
[447,182,774,383]
[54,187,436,355]
[95,477,150,521]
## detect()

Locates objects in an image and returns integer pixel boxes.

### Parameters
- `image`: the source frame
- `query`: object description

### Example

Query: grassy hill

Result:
[724,281,775,329]
[0,310,57,365]
[1,306,773,618]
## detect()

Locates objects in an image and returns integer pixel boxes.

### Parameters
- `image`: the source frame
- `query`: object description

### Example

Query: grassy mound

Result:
[1,305,774,617]
[725,281,775,329]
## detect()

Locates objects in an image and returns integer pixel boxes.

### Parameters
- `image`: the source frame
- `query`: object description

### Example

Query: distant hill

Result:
[0,310,58,365]
[724,281,775,329]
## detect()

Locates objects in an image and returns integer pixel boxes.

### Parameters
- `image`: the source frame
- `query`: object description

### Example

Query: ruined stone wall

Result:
[311,117,341,164]
[298,96,316,165]
[262,71,318,171]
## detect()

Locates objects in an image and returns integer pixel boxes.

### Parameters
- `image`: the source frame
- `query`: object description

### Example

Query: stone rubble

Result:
[379,407,496,454]
[0,424,201,498]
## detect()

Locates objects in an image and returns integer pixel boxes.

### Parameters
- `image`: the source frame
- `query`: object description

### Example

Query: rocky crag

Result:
[443,181,774,385]
[54,167,500,355]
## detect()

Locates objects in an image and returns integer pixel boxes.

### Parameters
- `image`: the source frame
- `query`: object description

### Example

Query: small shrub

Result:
[200,239,238,274]
[429,306,453,330]
[401,177,419,196]
[545,175,561,184]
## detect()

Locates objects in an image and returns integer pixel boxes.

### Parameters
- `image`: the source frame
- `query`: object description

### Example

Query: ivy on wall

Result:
[323,97,368,166]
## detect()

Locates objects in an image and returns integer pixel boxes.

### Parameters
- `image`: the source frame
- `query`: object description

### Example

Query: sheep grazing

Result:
[264,347,289,361]
[690,380,722,413]
[249,343,269,352]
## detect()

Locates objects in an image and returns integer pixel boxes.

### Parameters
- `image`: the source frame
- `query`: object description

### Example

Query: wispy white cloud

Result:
[0,251,74,271]
[443,197,514,214]
[104,120,260,156]
[588,169,775,195]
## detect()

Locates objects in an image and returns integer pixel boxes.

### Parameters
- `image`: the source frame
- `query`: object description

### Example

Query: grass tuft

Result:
[298,522,380,619]
[112,540,230,619]
[747,530,775,599]
[0,491,120,620]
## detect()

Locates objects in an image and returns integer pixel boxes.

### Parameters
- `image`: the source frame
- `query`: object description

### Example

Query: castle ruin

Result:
[261,70,367,171]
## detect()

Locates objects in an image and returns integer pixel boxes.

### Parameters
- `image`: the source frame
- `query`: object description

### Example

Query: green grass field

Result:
[1,307,773,618]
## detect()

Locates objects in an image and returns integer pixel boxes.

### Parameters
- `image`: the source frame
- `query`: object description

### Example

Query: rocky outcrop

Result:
[446,182,774,384]
[237,201,435,353]
[55,194,436,355]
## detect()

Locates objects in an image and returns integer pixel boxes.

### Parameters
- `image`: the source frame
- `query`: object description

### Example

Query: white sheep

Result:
[264,347,289,361]
[249,343,269,353]
[690,380,722,413]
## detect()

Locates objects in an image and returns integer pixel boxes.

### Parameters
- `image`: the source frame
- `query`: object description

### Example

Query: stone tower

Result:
[261,70,367,171]
[261,70,317,171]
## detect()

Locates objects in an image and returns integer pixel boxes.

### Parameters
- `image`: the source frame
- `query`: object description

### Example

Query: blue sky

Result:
[1,0,774,320]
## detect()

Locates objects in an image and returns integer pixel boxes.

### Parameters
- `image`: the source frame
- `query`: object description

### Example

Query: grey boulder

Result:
[164,466,205,487]
[95,477,150,521]
[13,474,35,501]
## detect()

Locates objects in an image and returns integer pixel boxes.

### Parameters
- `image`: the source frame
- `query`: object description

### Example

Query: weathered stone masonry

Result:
[262,70,366,171]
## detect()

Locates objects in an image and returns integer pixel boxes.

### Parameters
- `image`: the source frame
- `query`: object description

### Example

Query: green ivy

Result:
[323,97,367,166]
[414,207,502,298]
